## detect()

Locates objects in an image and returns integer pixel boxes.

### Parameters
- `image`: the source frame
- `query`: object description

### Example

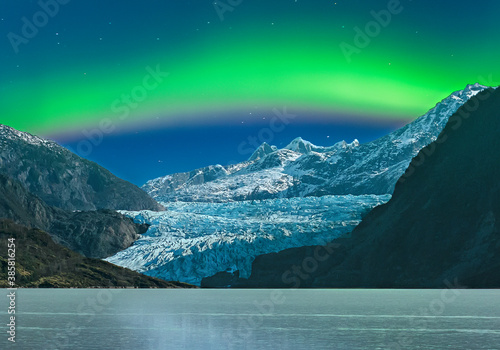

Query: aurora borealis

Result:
[1,0,499,184]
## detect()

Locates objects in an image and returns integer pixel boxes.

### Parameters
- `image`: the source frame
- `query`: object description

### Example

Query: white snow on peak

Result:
[0,124,58,149]
[248,142,278,161]
[284,137,315,153]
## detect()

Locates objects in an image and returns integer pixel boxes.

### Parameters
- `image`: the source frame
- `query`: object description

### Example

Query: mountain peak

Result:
[248,142,278,161]
[453,83,489,100]
[284,137,315,153]
[0,124,56,148]
[465,82,487,90]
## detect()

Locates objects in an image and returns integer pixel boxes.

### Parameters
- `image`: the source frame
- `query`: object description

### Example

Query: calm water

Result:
[1,289,499,349]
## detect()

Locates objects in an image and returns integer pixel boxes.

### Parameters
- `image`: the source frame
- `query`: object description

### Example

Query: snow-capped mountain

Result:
[0,124,163,211]
[106,194,390,285]
[0,124,60,148]
[143,84,487,203]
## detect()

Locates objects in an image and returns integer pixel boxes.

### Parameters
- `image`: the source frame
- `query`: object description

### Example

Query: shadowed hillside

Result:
[0,220,195,288]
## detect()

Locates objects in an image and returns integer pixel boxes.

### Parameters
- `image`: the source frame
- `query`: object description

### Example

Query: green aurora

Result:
[2,0,499,136]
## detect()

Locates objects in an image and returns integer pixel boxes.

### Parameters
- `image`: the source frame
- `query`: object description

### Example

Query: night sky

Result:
[1,0,499,185]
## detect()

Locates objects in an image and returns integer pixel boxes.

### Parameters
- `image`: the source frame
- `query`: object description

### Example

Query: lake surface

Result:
[1,289,499,349]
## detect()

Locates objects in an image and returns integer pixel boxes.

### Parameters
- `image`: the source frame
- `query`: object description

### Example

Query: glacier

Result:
[106,195,390,285]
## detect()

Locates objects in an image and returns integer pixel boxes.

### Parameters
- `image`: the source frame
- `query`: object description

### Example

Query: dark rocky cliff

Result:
[0,173,148,259]
[0,220,194,288]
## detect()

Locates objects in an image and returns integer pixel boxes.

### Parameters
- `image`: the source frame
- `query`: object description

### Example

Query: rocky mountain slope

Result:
[220,87,500,288]
[0,220,194,288]
[0,173,148,259]
[0,124,163,211]
[144,84,486,203]
[0,172,59,230]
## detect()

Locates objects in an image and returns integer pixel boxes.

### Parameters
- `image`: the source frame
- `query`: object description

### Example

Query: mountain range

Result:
[143,83,486,203]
